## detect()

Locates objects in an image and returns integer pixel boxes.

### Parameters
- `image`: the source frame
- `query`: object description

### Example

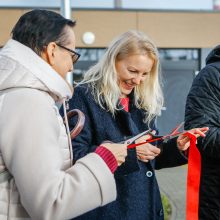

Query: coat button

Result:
[158,209,163,216]
[146,171,153,177]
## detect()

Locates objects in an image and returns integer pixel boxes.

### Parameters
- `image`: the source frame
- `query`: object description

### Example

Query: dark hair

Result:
[11,9,76,55]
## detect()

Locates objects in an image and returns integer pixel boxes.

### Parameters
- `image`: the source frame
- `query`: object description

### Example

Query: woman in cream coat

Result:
[0,10,127,220]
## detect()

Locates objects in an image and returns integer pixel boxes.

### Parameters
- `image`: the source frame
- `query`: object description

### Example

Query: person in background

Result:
[0,9,128,220]
[68,30,208,220]
[185,45,220,220]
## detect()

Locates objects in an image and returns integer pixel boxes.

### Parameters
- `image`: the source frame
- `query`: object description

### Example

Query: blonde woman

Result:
[68,30,208,220]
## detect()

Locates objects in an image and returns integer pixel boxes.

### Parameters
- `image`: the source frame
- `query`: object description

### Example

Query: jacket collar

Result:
[0,39,72,100]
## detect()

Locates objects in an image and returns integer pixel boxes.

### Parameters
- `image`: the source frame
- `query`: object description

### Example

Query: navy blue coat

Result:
[67,85,187,220]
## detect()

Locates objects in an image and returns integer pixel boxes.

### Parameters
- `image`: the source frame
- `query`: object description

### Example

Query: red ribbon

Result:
[186,132,201,220]
[128,130,201,220]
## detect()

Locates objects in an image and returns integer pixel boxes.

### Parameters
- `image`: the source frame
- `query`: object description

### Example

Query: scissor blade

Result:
[170,122,184,135]
[124,129,151,144]
[162,131,185,142]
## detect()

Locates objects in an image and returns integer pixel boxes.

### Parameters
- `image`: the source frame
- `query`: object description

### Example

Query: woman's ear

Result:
[41,42,57,66]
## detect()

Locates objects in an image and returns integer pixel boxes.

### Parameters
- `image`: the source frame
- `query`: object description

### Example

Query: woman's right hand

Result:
[101,142,127,166]
[135,132,161,162]
[136,143,161,162]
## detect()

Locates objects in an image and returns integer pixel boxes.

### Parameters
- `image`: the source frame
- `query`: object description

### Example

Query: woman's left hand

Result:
[177,127,209,151]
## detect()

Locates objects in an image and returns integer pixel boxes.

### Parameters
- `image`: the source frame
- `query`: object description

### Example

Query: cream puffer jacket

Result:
[0,40,116,220]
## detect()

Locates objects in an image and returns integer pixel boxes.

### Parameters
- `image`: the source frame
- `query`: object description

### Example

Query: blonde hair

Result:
[79,30,164,123]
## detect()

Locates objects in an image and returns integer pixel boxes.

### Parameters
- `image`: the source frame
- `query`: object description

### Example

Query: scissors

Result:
[126,122,185,149]
[121,129,151,145]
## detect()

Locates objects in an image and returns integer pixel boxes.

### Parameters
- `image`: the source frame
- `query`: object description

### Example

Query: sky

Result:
[0,0,214,10]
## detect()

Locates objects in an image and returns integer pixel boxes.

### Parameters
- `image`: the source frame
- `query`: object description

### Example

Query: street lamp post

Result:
[114,0,122,9]
[60,0,73,84]
[61,0,71,19]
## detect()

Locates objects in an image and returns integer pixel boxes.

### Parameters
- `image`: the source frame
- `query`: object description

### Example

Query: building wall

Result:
[0,9,220,48]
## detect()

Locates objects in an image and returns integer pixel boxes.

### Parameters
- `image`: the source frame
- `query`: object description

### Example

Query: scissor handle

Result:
[127,134,163,149]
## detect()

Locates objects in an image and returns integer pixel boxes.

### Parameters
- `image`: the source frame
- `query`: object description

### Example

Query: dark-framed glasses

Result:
[56,43,81,64]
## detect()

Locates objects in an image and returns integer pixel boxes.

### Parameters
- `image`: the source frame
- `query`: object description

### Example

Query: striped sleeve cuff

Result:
[95,146,118,173]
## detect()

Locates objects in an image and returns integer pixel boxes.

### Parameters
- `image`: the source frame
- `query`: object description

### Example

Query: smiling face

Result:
[115,54,154,97]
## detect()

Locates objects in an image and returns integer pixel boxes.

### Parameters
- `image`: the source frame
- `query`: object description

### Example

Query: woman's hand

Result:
[135,133,161,163]
[177,127,209,151]
[101,142,128,166]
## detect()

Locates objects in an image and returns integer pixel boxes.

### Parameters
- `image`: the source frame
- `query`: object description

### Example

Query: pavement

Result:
[156,165,188,220]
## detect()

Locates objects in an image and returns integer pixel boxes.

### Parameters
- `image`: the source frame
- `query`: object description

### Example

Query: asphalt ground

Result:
[156,165,188,220]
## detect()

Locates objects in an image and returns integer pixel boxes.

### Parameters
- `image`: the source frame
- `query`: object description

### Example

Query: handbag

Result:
[66,109,85,140]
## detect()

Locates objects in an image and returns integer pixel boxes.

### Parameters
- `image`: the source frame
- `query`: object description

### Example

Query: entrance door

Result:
[157,60,199,134]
